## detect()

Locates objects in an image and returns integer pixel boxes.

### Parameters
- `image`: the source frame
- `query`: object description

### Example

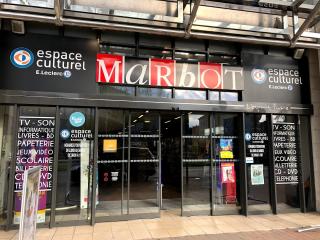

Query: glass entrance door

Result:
[212,113,242,215]
[96,110,160,219]
[245,114,272,214]
[160,112,182,213]
[182,113,211,215]
[129,111,160,214]
[96,109,129,217]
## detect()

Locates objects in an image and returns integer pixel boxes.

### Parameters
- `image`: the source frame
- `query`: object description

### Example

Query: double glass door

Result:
[96,110,243,218]
[96,110,160,219]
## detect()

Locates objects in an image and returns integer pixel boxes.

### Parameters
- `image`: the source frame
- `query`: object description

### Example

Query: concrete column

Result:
[308,49,320,211]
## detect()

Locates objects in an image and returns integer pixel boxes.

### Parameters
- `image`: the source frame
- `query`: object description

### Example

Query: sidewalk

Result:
[1,212,320,240]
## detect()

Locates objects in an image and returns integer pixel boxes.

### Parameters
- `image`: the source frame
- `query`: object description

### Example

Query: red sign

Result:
[96,54,124,84]
[96,54,244,90]
[150,59,175,87]
[199,63,222,89]
[220,162,237,204]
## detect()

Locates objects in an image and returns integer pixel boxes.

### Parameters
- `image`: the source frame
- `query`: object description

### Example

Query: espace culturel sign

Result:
[0,33,98,94]
[96,54,244,90]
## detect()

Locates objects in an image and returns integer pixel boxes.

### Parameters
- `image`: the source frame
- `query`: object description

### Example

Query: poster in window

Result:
[14,116,55,224]
[251,164,265,185]
[221,162,235,183]
[219,139,234,159]
[103,139,117,153]
[19,166,41,240]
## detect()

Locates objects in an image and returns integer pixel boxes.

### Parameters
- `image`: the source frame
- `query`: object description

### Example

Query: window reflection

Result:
[1,0,54,8]
[175,52,206,62]
[213,113,241,214]
[175,89,206,100]
[209,91,219,101]
[221,92,239,101]
[100,85,135,96]
[137,87,172,98]
[55,108,94,223]
[100,45,135,56]
[183,113,211,215]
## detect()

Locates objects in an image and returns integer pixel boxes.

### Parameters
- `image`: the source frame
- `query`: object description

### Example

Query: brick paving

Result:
[1,212,320,239]
[158,229,320,240]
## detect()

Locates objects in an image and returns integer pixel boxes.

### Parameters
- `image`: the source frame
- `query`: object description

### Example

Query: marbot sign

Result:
[96,54,244,90]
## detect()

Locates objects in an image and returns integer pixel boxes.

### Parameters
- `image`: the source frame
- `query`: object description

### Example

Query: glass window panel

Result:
[183,113,211,215]
[245,114,272,213]
[175,51,206,62]
[1,0,54,8]
[161,112,182,210]
[129,111,159,214]
[137,87,172,98]
[273,115,301,212]
[209,91,219,101]
[0,105,15,226]
[213,113,241,214]
[208,55,239,65]
[175,89,206,100]
[183,113,210,136]
[139,49,172,59]
[97,109,128,217]
[101,45,135,56]
[55,108,94,223]
[14,106,56,224]
[100,85,135,96]
[220,92,239,101]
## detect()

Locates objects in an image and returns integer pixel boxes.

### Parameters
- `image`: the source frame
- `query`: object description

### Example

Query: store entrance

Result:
[160,112,182,213]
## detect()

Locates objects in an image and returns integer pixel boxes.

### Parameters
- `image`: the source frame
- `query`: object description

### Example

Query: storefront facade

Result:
[0,30,315,227]
[0,26,316,229]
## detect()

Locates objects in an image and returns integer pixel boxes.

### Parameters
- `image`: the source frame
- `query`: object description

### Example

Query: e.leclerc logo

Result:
[251,69,267,84]
[60,129,71,139]
[69,112,85,127]
[10,47,34,69]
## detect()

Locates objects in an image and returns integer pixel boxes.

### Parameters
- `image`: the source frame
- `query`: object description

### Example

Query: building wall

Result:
[308,49,320,211]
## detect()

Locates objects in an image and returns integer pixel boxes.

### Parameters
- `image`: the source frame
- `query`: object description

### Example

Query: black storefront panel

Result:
[243,53,309,104]
[0,33,98,94]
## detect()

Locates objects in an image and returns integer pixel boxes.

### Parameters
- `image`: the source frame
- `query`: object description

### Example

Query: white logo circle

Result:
[251,69,267,84]
[60,129,70,139]
[64,70,72,78]
[245,133,252,141]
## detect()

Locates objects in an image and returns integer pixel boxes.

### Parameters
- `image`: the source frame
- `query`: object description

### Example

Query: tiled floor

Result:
[2,211,320,240]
